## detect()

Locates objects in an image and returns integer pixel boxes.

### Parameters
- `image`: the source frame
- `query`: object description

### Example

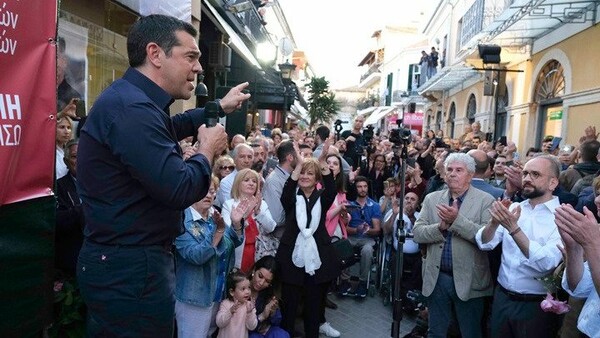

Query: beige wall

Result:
[566,103,600,146]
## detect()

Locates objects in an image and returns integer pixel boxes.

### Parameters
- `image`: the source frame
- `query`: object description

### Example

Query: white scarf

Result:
[292,189,322,275]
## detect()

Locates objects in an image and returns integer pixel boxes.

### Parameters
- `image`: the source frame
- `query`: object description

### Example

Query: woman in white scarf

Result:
[275,139,341,338]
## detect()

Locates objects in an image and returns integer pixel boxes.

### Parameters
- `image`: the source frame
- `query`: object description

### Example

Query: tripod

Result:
[391,139,413,338]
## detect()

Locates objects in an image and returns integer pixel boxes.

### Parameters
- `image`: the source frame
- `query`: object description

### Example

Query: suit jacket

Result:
[413,187,494,301]
[471,178,504,200]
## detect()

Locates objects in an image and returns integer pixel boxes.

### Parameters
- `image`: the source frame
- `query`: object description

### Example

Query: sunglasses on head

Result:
[220,165,235,171]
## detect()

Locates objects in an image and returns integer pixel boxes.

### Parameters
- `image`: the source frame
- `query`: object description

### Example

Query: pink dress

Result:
[325,192,350,238]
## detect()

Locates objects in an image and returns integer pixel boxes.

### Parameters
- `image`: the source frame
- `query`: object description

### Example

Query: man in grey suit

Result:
[414,153,494,338]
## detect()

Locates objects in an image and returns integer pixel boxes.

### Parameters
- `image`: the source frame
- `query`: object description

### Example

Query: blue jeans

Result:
[77,240,175,337]
[427,272,483,338]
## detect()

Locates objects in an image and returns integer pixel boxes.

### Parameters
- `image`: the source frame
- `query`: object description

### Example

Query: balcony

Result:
[215,0,273,47]
[358,63,382,89]
[458,0,515,51]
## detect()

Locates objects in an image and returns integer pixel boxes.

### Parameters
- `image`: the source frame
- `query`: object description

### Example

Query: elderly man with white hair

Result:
[413,153,495,338]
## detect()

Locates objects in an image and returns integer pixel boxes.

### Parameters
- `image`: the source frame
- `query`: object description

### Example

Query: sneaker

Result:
[319,322,341,337]
[356,282,368,298]
[338,280,352,296]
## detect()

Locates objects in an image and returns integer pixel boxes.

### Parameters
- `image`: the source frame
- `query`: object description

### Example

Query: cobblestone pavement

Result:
[320,294,417,338]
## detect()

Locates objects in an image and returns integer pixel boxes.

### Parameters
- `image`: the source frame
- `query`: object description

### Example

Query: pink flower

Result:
[540,293,570,314]
[53,281,64,292]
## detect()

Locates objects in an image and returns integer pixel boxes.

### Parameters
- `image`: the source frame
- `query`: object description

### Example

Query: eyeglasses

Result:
[220,165,235,171]
[521,170,542,179]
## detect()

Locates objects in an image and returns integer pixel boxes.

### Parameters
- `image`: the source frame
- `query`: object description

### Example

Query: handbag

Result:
[255,232,280,261]
[331,236,354,265]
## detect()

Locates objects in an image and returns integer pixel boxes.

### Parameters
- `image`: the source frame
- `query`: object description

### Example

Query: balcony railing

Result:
[221,0,272,46]
[360,63,382,83]
[459,0,515,49]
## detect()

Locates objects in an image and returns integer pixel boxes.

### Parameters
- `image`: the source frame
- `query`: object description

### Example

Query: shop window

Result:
[58,1,139,112]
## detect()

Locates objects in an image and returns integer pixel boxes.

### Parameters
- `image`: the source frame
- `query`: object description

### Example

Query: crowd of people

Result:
[51,13,600,338]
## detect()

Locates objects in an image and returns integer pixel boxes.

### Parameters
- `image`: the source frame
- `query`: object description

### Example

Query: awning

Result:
[202,0,261,69]
[364,106,396,126]
[479,0,600,47]
[357,106,377,116]
[417,64,481,93]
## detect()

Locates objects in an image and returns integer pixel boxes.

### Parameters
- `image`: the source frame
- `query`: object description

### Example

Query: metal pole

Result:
[391,139,409,338]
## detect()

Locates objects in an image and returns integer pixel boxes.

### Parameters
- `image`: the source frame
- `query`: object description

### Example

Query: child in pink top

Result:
[216,271,258,338]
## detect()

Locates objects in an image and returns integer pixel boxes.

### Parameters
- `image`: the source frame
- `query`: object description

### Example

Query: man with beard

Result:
[343,176,382,298]
[250,139,267,178]
[476,155,563,337]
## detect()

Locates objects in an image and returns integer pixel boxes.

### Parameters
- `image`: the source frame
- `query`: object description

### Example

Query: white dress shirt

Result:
[384,209,420,253]
[476,196,563,294]
[562,262,600,338]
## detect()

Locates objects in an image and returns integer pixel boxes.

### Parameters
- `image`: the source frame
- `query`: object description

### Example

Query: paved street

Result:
[320,294,418,338]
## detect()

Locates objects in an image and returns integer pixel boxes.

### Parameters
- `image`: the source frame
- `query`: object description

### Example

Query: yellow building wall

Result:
[566,103,600,146]
[532,25,600,93]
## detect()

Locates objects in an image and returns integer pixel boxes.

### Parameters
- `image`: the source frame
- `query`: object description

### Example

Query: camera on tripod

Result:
[389,120,412,146]
[333,119,348,139]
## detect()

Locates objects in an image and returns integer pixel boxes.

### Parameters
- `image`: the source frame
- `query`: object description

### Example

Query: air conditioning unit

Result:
[208,42,232,69]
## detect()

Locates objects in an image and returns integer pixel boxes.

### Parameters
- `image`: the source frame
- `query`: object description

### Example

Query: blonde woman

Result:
[222,168,276,273]
[56,116,73,179]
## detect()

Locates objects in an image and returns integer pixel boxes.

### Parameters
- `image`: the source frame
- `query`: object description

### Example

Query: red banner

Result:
[0,0,57,205]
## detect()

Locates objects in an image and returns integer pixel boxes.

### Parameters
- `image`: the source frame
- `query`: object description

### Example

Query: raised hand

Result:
[436,199,459,225]
[489,201,521,231]
[555,204,600,247]
[220,82,251,113]
[231,199,250,225]
[245,300,254,313]
[213,210,226,233]
[349,166,360,182]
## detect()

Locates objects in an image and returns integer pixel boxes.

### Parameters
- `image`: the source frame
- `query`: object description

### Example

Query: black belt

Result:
[498,285,545,302]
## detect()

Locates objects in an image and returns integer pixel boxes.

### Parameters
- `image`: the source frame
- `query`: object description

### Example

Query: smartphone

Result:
[505,160,514,167]
[550,137,562,152]
[74,98,86,118]
[344,204,360,210]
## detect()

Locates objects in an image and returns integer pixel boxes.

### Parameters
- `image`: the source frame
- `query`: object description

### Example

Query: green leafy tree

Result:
[306,77,340,129]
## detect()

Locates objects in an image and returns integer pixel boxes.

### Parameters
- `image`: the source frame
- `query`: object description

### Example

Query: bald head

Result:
[468,149,490,177]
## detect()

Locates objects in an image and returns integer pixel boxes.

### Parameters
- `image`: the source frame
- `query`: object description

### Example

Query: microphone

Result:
[205,101,219,127]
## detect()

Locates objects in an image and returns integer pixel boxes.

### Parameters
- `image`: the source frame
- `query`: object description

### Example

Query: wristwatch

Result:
[214,99,226,117]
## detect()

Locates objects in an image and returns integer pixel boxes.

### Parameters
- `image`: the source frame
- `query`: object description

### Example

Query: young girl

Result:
[216,271,258,338]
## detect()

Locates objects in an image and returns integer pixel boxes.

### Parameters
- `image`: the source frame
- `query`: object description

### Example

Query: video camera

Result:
[363,125,374,144]
[389,119,412,146]
[333,119,348,138]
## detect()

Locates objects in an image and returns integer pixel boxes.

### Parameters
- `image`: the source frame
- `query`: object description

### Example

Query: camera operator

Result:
[341,115,367,168]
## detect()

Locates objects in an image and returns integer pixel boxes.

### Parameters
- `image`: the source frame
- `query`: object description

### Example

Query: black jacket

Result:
[275,173,341,285]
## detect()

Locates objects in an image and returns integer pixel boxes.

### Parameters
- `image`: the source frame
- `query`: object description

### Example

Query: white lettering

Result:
[4,93,20,119]
[0,3,18,29]
[0,124,21,146]
[0,29,17,55]
[0,93,21,120]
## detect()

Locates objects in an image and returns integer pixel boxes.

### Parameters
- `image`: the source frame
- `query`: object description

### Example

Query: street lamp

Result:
[278,61,297,131]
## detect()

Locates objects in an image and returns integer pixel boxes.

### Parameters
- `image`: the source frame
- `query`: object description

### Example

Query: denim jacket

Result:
[175,207,243,307]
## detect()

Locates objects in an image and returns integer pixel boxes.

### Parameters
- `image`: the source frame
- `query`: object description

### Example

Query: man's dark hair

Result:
[299,144,311,150]
[276,140,295,163]
[354,175,369,186]
[580,140,600,162]
[315,125,330,142]
[472,136,481,142]
[127,14,197,68]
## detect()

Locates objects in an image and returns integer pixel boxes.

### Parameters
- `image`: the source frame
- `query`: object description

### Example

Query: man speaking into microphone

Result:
[76,14,250,336]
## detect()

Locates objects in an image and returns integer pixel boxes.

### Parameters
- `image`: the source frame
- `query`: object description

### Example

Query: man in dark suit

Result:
[469,149,504,200]
[414,153,494,338]
[55,140,84,277]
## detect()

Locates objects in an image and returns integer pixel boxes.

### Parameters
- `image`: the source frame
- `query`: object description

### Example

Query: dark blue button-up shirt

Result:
[77,68,212,245]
